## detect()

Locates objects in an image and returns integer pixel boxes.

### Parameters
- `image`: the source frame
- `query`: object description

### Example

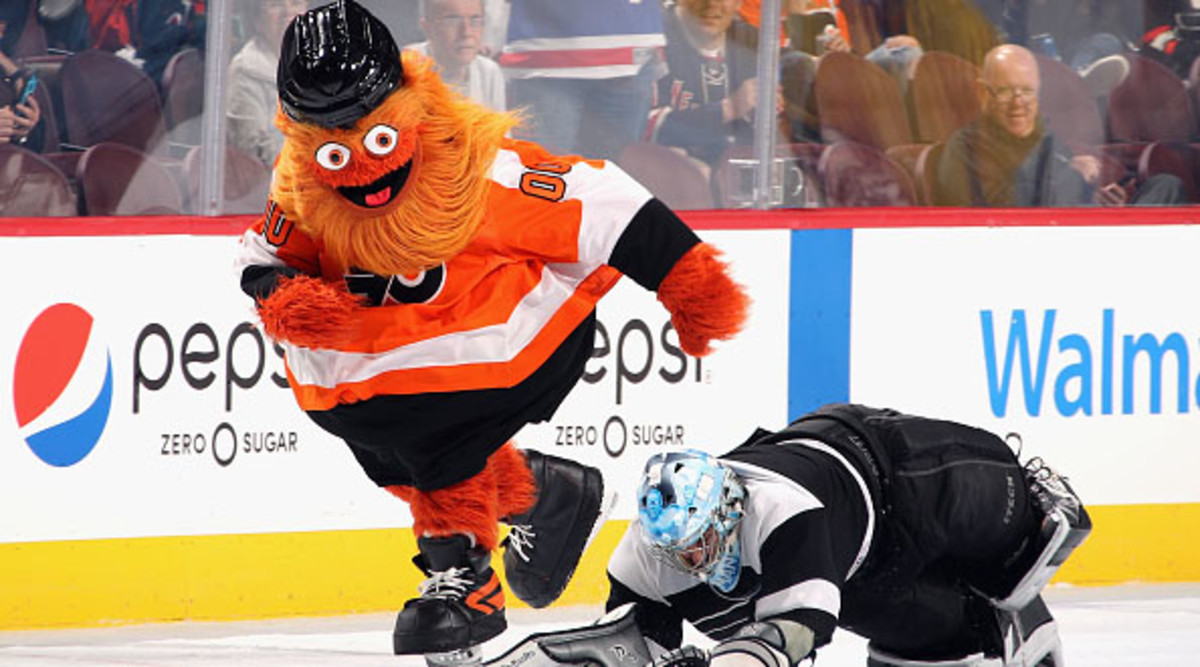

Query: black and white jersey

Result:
[607,438,877,651]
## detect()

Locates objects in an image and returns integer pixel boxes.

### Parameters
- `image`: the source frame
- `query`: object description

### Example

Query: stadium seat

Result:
[886,143,932,205]
[615,143,713,210]
[814,52,912,150]
[1034,54,1105,153]
[818,140,916,207]
[59,49,167,153]
[162,48,205,148]
[1107,54,1196,144]
[75,142,183,215]
[10,0,48,59]
[182,144,272,215]
[908,50,980,143]
[1138,142,1198,203]
[0,144,77,216]
[915,141,945,206]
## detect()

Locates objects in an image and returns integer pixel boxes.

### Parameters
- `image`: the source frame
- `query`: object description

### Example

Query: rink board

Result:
[1,208,1198,629]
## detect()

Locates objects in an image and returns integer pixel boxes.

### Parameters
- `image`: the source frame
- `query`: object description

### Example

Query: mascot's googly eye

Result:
[363,125,400,156]
[316,142,352,171]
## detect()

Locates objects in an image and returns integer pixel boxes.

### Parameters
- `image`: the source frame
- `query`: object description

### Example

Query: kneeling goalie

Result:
[496,403,1091,667]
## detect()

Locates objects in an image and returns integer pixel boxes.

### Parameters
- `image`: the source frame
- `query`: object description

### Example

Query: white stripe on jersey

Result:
[502,34,667,53]
[489,148,654,266]
[234,228,288,275]
[284,261,592,386]
[757,578,841,620]
[771,438,876,579]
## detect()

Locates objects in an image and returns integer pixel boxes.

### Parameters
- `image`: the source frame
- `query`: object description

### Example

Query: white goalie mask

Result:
[636,450,746,591]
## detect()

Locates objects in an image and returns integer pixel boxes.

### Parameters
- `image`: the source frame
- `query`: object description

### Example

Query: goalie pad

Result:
[485,603,652,667]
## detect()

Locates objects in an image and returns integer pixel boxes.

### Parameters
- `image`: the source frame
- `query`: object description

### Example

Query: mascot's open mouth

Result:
[338,160,412,208]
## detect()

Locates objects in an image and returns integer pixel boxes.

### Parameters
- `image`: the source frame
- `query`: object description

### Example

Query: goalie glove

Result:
[709,620,814,667]
[651,645,711,667]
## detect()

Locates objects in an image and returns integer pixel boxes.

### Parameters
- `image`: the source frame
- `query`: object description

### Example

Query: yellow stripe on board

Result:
[2,504,1198,630]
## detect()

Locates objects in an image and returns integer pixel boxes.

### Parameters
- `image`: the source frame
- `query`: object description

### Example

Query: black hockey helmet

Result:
[277,0,403,129]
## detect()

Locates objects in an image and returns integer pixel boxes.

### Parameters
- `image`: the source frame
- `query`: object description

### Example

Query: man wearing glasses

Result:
[934,44,1183,207]
[408,0,506,111]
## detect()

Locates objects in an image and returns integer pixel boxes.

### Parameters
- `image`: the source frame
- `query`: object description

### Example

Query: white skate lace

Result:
[417,567,473,599]
[506,524,535,563]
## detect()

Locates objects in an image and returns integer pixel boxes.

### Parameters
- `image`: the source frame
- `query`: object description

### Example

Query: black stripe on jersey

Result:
[608,198,701,291]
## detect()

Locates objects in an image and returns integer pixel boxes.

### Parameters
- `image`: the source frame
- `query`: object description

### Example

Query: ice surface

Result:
[1,584,1197,666]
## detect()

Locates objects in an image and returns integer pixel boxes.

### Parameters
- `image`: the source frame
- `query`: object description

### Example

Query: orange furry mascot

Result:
[234,0,748,656]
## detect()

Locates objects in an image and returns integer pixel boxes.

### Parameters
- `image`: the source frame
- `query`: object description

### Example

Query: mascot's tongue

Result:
[365,187,392,207]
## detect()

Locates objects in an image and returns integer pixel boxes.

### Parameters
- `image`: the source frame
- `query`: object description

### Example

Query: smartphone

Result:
[17,72,38,106]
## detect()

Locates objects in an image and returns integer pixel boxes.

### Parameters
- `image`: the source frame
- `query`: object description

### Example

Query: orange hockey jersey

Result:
[236,139,700,413]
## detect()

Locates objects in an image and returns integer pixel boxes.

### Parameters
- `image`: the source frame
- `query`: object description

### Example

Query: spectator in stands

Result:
[499,0,666,160]
[137,0,206,90]
[647,0,785,166]
[406,0,505,111]
[85,0,137,53]
[40,0,92,54]
[935,44,1184,206]
[226,0,307,166]
[1141,0,1200,78]
[0,13,44,149]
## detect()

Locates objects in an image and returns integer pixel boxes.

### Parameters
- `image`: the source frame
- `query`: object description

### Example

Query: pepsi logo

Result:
[13,303,113,467]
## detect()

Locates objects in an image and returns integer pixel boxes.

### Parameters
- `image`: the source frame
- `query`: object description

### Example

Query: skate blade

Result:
[582,487,618,555]
[425,645,483,667]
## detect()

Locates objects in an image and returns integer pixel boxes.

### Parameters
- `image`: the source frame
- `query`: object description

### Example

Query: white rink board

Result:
[849,225,1200,505]
[518,229,790,520]
[0,230,788,542]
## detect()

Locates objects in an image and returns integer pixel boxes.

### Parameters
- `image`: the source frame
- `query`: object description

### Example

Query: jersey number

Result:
[519,161,572,202]
[263,201,293,247]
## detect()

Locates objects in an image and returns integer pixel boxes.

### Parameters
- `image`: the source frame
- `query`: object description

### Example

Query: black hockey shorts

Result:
[304,315,597,491]
[838,409,1040,658]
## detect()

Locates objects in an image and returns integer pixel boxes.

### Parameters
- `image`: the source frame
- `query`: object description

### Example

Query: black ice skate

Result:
[393,535,507,655]
[995,457,1093,612]
[501,450,613,608]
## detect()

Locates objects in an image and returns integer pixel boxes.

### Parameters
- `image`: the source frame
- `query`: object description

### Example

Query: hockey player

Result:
[234,0,748,661]
[604,403,1092,667]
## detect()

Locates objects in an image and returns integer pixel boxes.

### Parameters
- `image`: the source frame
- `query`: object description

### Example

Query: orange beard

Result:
[271,51,518,276]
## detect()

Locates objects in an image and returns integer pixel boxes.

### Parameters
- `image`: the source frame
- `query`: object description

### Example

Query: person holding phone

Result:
[0,23,42,149]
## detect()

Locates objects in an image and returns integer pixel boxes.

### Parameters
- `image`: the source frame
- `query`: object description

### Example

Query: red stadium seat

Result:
[814,52,912,150]
[818,140,916,207]
[908,51,980,144]
[182,144,272,215]
[0,144,77,216]
[616,143,713,210]
[59,49,166,153]
[75,142,183,215]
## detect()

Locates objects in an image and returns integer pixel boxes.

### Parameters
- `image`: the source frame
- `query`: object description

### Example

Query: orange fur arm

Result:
[657,243,750,357]
[256,275,364,349]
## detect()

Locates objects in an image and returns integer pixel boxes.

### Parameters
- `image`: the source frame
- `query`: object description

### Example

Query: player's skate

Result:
[393,535,506,658]
[993,457,1092,612]
[502,450,614,608]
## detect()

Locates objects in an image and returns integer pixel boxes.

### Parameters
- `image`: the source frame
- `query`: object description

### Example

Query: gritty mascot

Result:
[233,0,749,659]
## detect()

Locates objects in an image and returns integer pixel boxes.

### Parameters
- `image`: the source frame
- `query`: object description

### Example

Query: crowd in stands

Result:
[1,0,1199,218]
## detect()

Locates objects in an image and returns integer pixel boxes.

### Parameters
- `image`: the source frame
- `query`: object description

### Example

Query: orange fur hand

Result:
[256,275,364,349]
[657,243,750,357]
